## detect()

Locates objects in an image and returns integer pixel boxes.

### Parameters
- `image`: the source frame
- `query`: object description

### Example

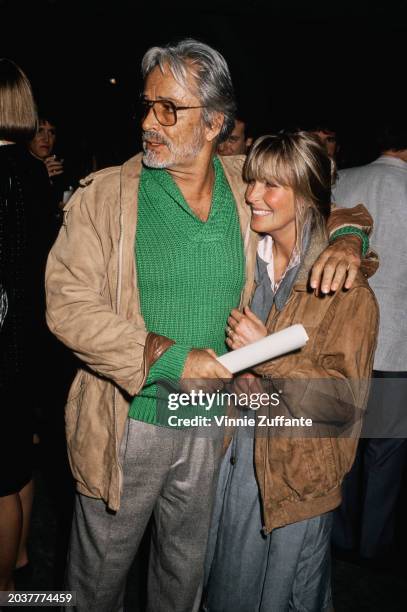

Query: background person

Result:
[217,115,253,156]
[28,112,74,213]
[332,124,407,564]
[307,123,339,159]
[29,114,63,179]
[28,114,77,587]
[0,57,38,591]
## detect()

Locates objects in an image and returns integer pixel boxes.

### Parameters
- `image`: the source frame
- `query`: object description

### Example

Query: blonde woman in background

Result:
[0,58,38,590]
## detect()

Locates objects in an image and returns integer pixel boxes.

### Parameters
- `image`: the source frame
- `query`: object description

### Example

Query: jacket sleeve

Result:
[45,181,174,396]
[328,203,379,278]
[255,286,379,428]
[145,343,190,385]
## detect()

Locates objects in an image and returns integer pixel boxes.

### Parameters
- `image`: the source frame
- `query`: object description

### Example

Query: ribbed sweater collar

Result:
[140,155,224,223]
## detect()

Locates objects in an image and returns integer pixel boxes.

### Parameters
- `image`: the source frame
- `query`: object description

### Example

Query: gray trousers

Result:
[204,429,333,612]
[333,371,407,559]
[65,419,222,612]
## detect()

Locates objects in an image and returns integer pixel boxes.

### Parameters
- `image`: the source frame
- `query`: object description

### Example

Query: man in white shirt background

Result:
[332,124,407,565]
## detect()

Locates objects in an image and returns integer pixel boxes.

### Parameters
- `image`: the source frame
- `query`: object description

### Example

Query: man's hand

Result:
[226,306,267,349]
[310,235,362,294]
[181,348,232,393]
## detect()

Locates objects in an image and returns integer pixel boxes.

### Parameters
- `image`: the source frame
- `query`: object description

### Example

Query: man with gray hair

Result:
[46,39,374,611]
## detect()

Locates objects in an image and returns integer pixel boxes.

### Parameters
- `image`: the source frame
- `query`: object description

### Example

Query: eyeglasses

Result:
[139,97,206,126]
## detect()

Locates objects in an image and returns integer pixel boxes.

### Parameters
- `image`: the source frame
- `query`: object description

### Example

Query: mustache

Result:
[142,131,170,147]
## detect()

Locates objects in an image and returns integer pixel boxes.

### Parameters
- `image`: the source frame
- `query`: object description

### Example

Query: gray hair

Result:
[141,39,236,143]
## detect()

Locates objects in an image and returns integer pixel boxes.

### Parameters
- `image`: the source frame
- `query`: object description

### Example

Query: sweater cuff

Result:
[146,343,190,385]
[329,226,370,257]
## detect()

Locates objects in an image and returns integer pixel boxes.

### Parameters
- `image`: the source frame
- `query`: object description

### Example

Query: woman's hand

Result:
[226,306,267,349]
[44,155,64,179]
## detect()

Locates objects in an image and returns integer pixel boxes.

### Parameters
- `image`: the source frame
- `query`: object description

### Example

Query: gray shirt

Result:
[333,155,407,371]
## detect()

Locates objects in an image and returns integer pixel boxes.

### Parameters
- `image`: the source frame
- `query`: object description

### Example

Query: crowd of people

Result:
[0,36,406,612]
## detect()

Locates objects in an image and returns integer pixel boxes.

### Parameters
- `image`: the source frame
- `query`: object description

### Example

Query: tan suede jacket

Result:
[45,152,375,511]
[253,230,379,533]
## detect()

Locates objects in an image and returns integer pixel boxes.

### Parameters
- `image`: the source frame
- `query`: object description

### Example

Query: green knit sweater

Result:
[128,157,245,425]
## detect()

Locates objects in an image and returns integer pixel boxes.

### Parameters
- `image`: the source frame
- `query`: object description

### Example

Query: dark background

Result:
[3,3,407,608]
[2,0,407,172]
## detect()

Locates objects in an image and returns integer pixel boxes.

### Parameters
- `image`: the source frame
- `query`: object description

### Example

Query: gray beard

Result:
[142,146,172,169]
[142,126,206,169]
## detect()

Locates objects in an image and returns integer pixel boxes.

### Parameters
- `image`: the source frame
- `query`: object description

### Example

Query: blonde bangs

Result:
[243,135,296,189]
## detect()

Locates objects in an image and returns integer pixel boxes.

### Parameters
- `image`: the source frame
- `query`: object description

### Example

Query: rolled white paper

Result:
[217,324,308,374]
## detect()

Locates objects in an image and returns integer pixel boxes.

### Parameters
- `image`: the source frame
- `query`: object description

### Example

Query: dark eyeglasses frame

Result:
[140,97,206,126]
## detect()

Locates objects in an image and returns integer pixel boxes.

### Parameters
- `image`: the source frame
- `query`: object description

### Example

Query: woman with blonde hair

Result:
[0,58,39,590]
[204,132,379,611]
